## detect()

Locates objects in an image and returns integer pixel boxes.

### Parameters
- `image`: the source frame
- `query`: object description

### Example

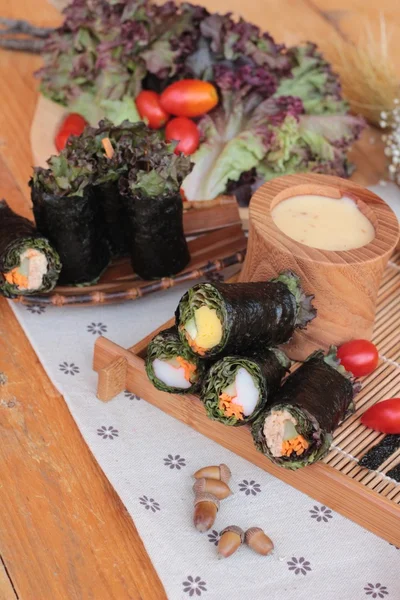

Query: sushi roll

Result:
[120,140,191,280]
[65,120,147,256]
[176,271,316,359]
[30,155,110,285]
[0,200,61,298]
[146,327,206,393]
[252,347,360,469]
[201,349,290,426]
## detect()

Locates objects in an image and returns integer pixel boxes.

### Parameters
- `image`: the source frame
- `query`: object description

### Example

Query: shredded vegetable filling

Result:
[218,393,244,420]
[4,249,47,290]
[263,410,310,457]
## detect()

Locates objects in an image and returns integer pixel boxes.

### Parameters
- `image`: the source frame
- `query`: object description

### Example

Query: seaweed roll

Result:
[0,200,61,298]
[30,154,110,285]
[146,327,206,394]
[120,136,192,279]
[252,347,360,469]
[201,349,290,425]
[176,271,316,358]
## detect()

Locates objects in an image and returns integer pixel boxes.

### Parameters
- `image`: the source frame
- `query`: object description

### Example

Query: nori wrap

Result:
[120,141,192,280]
[95,180,129,256]
[386,461,400,482]
[146,326,206,394]
[65,120,149,256]
[0,200,61,298]
[252,347,360,469]
[176,271,316,359]
[31,185,110,285]
[201,349,290,426]
[359,435,400,471]
[122,190,190,280]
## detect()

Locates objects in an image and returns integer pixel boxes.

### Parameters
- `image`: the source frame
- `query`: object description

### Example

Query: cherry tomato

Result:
[165,117,200,155]
[136,90,170,129]
[337,339,379,377]
[55,113,88,152]
[160,80,218,118]
[361,398,400,433]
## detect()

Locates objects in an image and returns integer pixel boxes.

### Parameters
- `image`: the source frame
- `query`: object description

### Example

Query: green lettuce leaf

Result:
[69,93,140,127]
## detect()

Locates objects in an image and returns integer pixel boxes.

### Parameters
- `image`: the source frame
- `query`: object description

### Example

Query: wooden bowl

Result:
[239,173,399,360]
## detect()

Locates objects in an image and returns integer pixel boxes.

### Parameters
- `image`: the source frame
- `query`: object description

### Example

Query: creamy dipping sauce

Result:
[271,194,375,251]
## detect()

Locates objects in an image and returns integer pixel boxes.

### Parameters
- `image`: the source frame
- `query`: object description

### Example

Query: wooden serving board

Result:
[93,250,400,546]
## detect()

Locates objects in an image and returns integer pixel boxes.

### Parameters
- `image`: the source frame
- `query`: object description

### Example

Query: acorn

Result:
[217,526,244,559]
[193,477,232,500]
[193,492,220,532]
[244,527,274,556]
[193,463,231,483]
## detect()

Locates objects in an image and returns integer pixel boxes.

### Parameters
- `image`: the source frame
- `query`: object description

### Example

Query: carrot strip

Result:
[4,268,28,289]
[218,393,244,420]
[176,356,196,382]
[102,137,114,159]
[281,435,309,457]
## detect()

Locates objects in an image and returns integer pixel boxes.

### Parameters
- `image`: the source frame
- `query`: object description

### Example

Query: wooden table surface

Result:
[0,0,396,598]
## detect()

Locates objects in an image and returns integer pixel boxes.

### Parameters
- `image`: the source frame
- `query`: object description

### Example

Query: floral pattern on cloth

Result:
[238,479,261,495]
[309,505,333,522]
[97,426,119,439]
[163,454,186,469]
[183,576,207,596]
[9,249,400,600]
[26,304,46,314]
[287,556,312,575]
[125,390,141,401]
[59,362,80,375]
[139,496,161,513]
[87,322,107,335]
[364,583,389,598]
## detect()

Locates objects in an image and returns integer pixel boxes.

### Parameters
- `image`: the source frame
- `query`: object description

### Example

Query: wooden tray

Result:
[92,251,400,546]
[14,225,246,307]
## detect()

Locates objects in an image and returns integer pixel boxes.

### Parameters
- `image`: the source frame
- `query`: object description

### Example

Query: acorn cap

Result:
[220,525,244,543]
[219,463,231,483]
[244,527,263,544]
[193,492,220,510]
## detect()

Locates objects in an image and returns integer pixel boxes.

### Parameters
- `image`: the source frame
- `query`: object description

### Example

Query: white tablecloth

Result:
[10,183,400,600]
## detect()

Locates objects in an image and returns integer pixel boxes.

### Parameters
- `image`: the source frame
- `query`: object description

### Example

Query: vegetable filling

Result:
[184,305,223,353]
[218,367,260,421]
[3,249,48,290]
[152,356,196,390]
[263,409,310,458]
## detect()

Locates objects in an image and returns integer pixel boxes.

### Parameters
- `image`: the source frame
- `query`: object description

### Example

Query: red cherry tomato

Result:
[165,117,200,155]
[337,339,379,377]
[160,80,218,118]
[55,113,88,152]
[361,398,400,433]
[136,90,170,129]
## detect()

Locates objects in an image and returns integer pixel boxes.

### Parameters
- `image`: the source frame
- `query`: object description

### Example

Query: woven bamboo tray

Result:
[13,225,246,307]
[93,250,400,546]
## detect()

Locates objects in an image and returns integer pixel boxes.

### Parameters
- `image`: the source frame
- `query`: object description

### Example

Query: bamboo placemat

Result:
[323,251,400,502]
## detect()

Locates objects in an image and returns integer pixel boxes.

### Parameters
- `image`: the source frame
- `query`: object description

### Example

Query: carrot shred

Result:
[4,268,28,289]
[281,435,309,457]
[218,393,244,420]
[102,137,114,159]
[184,331,206,356]
[176,356,196,382]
